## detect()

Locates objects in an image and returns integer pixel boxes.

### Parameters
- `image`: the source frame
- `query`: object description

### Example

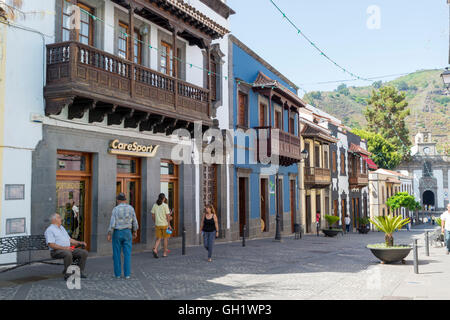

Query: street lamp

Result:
[301,149,309,161]
[441,67,450,90]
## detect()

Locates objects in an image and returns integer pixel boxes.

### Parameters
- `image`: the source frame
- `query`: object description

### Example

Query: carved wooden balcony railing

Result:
[304,167,331,188]
[349,172,369,188]
[254,127,302,166]
[45,41,212,132]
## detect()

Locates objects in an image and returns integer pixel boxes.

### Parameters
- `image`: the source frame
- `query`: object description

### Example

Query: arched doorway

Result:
[423,190,435,209]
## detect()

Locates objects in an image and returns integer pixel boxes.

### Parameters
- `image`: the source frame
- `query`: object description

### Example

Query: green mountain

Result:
[303,69,450,153]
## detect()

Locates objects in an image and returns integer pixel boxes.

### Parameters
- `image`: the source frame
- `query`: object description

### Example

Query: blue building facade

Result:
[227,35,304,240]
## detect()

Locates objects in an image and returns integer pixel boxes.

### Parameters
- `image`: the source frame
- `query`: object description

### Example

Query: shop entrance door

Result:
[116,156,141,243]
[161,161,179,237]
[56,151,91,250]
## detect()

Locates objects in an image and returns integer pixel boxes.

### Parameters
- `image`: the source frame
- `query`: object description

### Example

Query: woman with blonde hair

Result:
[200,204,219,262]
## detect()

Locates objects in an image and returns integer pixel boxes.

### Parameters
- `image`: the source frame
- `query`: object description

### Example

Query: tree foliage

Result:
[352,129,402,169]
[386,192,420,211]
[336,83,350,96]
[325,215,340,227]
[364,86,411,160]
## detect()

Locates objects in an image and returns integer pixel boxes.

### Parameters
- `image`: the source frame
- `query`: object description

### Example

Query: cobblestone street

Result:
[0,226,447,300]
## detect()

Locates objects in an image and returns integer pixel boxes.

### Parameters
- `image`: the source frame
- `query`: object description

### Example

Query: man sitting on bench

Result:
[44,213,88,280]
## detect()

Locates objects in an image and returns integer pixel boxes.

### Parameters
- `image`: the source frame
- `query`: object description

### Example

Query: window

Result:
[289,115,295,134]
[237,92,248,127]
[118,22,142,64]
[340,152,346,175]
[324,150,329,169]
[160,41,181,77]
[62,2,94,45]
[274,110,282,129]
[332,151,337,172]
[161,41,173,76]
[314,145,320,168]
[210,60,217,101]
[304,142,310,167]
[259,103,267,126]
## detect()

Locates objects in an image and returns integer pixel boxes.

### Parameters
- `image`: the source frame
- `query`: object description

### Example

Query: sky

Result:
[227,0,449,94]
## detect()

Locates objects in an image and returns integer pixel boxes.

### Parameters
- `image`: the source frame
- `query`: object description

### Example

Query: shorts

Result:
[156,226,170,239]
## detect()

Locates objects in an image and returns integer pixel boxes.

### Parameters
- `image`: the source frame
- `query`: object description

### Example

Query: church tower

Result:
[413,131,437,156]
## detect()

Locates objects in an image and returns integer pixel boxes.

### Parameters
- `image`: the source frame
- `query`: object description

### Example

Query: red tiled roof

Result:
[252,72,307,108]
[349,143,371,156]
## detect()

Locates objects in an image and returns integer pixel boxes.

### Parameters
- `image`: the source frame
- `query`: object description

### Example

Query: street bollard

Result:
[242,225,246,247]
[182,228,186,256]
[413,239,419,274]
[425,231,429,257]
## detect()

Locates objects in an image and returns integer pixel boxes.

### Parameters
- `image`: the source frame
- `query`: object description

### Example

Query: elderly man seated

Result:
[44,213,89,280]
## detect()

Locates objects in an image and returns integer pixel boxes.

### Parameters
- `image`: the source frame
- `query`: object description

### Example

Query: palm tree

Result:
[369,215,410,247]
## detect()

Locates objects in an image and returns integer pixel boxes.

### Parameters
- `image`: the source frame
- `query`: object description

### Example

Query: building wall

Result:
[0,0,232,262]
[230,36,299,240]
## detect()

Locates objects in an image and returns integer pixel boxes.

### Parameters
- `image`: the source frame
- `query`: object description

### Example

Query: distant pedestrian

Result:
[200,204,219,262]
[151,193,172,259]
[344,215,351,233]
[440,203,450,255]
[316,212,321,236]
[107,193,139,279]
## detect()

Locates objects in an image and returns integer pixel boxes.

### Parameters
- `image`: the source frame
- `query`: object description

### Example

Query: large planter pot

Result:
[358,227,369,234]
[322,229,342,237]
[367,245,412,264]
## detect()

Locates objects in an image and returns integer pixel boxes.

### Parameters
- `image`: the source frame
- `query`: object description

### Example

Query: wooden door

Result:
[306,195,311,233]
[341,199,347,231]
[239,177,247,237]
[260,179,268,232]
[278,179,283,231]
[290,180,296,233]
[161,161,179,237]
[116,156,141,243]
[333,200,338,216]
[56,151,92,250]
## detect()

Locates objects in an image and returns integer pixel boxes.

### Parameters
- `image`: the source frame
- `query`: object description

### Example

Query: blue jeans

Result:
[203,231,216,259]
[346,225,350,233]
[112,229,132,277]
[445,231,450,252]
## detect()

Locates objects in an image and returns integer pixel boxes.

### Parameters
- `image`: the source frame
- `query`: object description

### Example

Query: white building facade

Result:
[0,0,234,263]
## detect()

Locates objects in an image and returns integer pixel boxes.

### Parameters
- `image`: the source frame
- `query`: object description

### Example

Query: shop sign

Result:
[109,139,159,157]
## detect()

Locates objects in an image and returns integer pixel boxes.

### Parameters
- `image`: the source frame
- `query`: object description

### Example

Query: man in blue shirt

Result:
[107,193,139,279]
[44,213,88,280]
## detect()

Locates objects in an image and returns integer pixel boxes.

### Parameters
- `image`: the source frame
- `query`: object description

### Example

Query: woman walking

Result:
[200,204,219,262]
[151,193,172,258]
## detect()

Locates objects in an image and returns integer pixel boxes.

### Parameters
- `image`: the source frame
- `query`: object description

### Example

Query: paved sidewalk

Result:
[0,226,447,300]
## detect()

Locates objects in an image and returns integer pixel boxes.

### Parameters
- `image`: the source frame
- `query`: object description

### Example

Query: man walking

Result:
[344,215,351,233]
[440,203,450,255]
[107,193,139,279]
[44,213,88,281]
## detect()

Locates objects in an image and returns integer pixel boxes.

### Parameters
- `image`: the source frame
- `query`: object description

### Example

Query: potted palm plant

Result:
[357,217,370,234]
[367,215,411,264]
[322,215,342,237]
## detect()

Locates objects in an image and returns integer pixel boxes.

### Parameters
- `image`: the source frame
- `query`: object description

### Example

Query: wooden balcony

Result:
[349,172,369,188]
[44,41,212,134]
[304,167,331,188]
[255,127,302,166]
